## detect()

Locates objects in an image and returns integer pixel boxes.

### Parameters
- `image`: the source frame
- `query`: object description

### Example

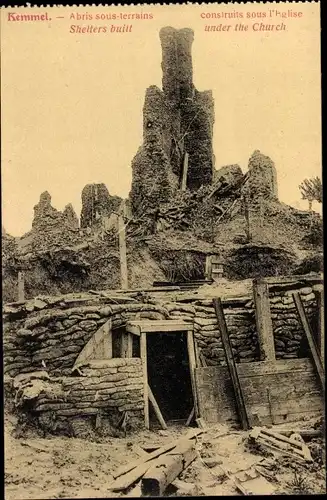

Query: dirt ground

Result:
[4,410,326,499]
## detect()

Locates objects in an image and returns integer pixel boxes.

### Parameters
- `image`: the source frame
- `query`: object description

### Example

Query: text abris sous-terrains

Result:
[69,12,153,34]
[201,8,304,32]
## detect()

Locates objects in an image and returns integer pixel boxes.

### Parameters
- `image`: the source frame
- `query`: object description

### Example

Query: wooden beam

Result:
[244,196,252,242]
[112,429,203,481]
[103,319,113,359]
[181,152,189,191]
[120,332,133,357]
[185,407,195,426]
[253,278,276,361]
[17,271,25,301]
[205,255,212,280]
[315,287,325,368]
[141,332,149,429]
[71,319,112,372]
[292,292,325,392]
[126,320,192,334]
[213,298,250,430]
[148,384,167,430]
[187,330,199,418]
[194,341,201,367]
[141,438,197,496]
[125,324,141,336]
[118,201,128,290]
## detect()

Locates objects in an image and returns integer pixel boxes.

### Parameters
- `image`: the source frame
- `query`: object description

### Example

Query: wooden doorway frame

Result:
[126,320,198,429]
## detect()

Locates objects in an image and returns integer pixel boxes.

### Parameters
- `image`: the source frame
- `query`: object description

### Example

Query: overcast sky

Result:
[1,3,321,236]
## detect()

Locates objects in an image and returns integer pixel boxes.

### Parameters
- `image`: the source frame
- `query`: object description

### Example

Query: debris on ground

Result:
[249,426,313,463]
[4,411,326,498]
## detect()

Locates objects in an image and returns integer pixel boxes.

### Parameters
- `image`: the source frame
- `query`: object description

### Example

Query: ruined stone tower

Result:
[130,27,215,215]
[247,150,278,200]
[80,184,122,228]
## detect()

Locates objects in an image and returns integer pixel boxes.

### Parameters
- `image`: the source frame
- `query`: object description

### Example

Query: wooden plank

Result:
[315,287,325,368]
[141,439,196,496]
[110,459,160,492]
[115,286,182,293]
[244,196,251,242]
[127,333,133,357]
[187,330,199,418]
[141,332,149,429]
[118,201,128,290]
[181,152,189,191]
[144,324,193,333]
[236,358,315,378]
[195,363,323,426]
[205,255,212,280]
[195,366,238,424]
[125,324,141,336]
[252,278,276,361]
[126,320,191,334]
[212,298,250,430]
[103,319,112,359]
[112,428,203,481]
[293,292,325,392]
[148,384,167,430]
[72,319,112,371]
[278,429,321,439]
[185,407,195,426]
[263,274,322,285]
[194,341,201,367]
[120,332,133,358]
[240,373,320,405]
[17,271,25,301]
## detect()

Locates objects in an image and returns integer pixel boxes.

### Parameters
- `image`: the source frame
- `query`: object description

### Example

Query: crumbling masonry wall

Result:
[80,183,122,228]
[31,191,80,251]
[247,150,278,200]
[130,27,214,215]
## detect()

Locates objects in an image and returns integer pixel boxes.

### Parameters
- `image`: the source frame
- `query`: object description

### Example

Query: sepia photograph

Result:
[1,1,324,498]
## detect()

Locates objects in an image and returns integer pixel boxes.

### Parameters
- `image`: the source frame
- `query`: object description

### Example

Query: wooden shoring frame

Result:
[213,297,250,430]
[293,292,325,393]
[136,321,198,429]
[252,278,276,361]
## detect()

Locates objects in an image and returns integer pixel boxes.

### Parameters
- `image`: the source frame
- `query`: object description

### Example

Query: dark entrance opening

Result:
[147,332,194,424]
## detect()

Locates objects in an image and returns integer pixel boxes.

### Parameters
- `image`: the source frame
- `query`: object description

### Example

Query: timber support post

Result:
[213,298,250,430]
[18,271,25,301]
[140,332,149,429]
[293,291,325,392]
[253,278,276,361]
[118,200,128,290]
[181,152,189,191]
[314,285,325,368]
